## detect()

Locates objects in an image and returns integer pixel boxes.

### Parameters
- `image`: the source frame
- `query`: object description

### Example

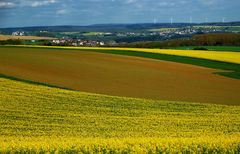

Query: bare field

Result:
[0,47,240,105]
[17,45,240,64]
[0,35,55,40]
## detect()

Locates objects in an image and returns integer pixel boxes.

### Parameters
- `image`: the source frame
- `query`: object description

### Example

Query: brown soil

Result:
[0,47,240,105]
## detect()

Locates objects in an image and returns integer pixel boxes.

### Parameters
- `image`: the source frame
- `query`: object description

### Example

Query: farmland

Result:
[193,26,240,33]
[0,45,240,153]
[173,46,240,52]
[0,35,55,40]
[14,45,240,64]
[0,77,240,153]
[0,0,239,152]
[148,28,179,32]
[1,46,240,105]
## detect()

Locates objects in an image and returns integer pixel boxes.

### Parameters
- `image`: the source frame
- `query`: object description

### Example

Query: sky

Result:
[0,0,239,28]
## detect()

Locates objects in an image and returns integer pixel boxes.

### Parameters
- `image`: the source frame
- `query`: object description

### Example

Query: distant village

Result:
[12,31,25,36]
[10,26,227,45]
[52,39,105,46]
[11,31,105,46]
[113,27,223,39]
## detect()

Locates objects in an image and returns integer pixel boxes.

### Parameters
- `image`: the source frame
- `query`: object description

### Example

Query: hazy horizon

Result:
[0,0,240,28]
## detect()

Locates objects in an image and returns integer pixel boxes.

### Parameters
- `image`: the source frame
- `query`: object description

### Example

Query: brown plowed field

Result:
[0,47,240,105]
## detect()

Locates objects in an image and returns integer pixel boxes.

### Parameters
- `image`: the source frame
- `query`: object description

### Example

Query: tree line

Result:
[118,33,240,48]
[0,39,23,45]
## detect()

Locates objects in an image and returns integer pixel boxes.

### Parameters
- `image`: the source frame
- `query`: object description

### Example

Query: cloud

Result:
[126,0,138,4]
[0,0,58,9]
[0,1,15,8]
[56,9,67,15]
[0,0,239,27]
[158,2,176,7]
[30,0,57,7]
[198,0,218,6]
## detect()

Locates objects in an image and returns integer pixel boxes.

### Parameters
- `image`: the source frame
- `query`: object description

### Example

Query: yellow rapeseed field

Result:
[14,45,240,64]
[0,77,240,153]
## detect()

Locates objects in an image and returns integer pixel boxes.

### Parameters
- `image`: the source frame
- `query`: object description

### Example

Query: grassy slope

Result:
[1,45,240,79]
[0,77,240,153]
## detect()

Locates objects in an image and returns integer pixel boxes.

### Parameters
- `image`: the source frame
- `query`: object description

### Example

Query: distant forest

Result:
[0,39,22,45]
[119,34,240,48]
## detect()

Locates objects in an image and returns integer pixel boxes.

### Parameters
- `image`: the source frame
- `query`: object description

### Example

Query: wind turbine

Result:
[154,17,157,24]
[170,17,173,25]
[189,17,193,24]
[222,17,226,23]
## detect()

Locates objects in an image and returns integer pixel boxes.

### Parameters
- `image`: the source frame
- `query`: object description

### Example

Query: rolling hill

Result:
[0,76,239,153]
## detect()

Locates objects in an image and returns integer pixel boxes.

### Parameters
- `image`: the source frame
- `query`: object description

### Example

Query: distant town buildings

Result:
[52,39,105,47]
[12,31,25,36]
[9,26,228,45]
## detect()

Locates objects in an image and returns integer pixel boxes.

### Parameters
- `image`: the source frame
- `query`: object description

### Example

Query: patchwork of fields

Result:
[15,45,240,64]
[1,47,240,105]
[0,45,240,153]
[0,77,240,153]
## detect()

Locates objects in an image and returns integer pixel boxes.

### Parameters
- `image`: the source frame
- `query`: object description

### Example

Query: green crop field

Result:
[0,77,240,153]
[193,26,240,29]
[82,32,104,36]
[193,26,240,32]
[148,28,179,32]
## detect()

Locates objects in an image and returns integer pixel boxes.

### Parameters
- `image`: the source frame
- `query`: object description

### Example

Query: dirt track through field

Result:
[0,47,240,105]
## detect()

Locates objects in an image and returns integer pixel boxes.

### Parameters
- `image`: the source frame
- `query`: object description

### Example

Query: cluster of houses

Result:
[156,28,198,36]
[159,27,222,36]
[12,31,25,36]
[52,39,105,46]
[114,27,224,38]
[10,26,226,45]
